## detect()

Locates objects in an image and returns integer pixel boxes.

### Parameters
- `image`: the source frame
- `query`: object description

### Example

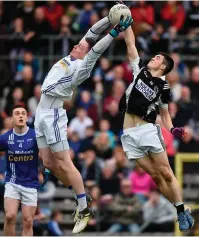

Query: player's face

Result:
[147,54,166,72]
[12,108,28,127]
[70,40,89,59]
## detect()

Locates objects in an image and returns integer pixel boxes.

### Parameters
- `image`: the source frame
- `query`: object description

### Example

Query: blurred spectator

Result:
[31,7,52,54]
[93,57,112,96]
[15,50,40,81]
[171,52,190,82]
[5,87,25,116]
[33,206,47,236]
[27,84,41,116]
[106,146,130,179]
[47,210,63,236]
[103,100,123,136]
[120,56,133,85]
[79,126,95,153]
[79,147,103,185]
[77,2,96,33]
[148,23,169,54]
[87,185,103,230]
[0,117,13,134]
[78,90,97,122]
[93,132,113,160]
[68,107,93,139]
[65,3,80,33]
[160,1,186,33]
[15,1,35,31]
[54,15,72,56]
[9,18,25,66]
[0,61,10,98]
[14,65,35,103]
[186,1,199,34]
[68,131,81,155]
[106,179,142,234]
[166,70,182,102]
[130,1,154,35]
[42,0,64,32]
[129,163,156,204]
[103,80,126,112]
[143,190,175,232]
[97,119,115,148]
[100,166,120,195]
[174,86,194,127]
[178,126,199,152]
[187,66,199,104]
[38,169,56,216]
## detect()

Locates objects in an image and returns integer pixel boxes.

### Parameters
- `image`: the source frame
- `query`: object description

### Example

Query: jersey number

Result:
[19,143,22,148]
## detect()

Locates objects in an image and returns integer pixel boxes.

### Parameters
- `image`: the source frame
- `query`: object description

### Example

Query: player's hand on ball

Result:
[171,127,186,139]
[110,15,133,38]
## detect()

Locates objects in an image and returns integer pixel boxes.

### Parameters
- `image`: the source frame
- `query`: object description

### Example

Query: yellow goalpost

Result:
[175,153,199,236]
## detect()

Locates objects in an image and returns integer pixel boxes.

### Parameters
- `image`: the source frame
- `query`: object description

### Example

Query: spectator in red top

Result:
[42,0,64,32]
[130,1,154,35]
[103,80,126,112]
[160,1,186,33]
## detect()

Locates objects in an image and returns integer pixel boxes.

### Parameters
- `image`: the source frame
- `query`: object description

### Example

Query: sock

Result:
[175,202,185,214]
[67,185,77,199]
[76,193,87,212]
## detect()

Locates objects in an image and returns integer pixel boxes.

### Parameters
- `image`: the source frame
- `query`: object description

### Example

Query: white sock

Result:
[77,193,87,212]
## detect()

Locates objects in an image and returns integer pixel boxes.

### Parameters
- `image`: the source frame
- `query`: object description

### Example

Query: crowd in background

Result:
[0,0,199,234]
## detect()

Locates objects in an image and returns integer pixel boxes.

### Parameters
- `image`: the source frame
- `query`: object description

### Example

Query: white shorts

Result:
[4,183,38,206]
[121,123,165,159]
[34,105,68,145]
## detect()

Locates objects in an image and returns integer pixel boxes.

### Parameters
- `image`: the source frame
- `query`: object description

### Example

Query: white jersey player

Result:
[34,15,132,234]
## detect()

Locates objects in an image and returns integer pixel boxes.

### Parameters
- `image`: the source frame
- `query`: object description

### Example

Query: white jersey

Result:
[41,51,99,100]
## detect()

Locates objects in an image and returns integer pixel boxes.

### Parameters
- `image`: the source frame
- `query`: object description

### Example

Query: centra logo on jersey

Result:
[8,155,34,162]
[135,79,156,101]
[8,141,14,144]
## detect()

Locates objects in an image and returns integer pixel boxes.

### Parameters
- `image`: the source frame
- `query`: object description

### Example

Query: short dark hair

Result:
[11,105,27,115]
[158,52,174,75]
[85,37,95,50]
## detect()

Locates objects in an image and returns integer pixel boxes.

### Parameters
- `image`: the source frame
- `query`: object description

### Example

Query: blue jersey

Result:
[0,127,39,189]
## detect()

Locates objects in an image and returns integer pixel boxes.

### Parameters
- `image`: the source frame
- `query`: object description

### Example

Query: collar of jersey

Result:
[13,127,29,136]
[160,75,166,80]
[70,56,77,61]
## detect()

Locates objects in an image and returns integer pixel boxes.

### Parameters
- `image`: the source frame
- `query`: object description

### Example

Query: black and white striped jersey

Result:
[119,57,171,123]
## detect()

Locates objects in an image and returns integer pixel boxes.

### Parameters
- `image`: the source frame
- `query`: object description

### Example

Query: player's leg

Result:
[39,146,76,195]
[149,151,182,204]
[21,205,36,236]
[4,183,21,236]
[20,185,37,236]
[4,198,20,236]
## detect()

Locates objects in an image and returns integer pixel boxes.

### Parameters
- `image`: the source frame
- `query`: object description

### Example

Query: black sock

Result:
[175,203,185,214]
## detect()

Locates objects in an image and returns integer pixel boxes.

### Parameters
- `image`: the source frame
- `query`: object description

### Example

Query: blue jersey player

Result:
[2,105,39,236]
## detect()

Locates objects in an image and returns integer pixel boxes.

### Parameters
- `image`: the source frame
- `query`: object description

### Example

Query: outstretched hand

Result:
[171,127,187,139]
[109,15,133,38]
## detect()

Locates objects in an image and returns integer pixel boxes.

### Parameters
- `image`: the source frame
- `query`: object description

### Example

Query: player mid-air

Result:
[34,12,133,233]
[119,3,194,232]
[1,105,39,236]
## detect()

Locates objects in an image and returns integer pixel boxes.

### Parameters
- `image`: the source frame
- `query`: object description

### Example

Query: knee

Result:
[43,159,54,171]
[5,212,16,224]
[23,216,33,230]
[58,159,74,173]
[160,166,173,183]
[151,174,162,185]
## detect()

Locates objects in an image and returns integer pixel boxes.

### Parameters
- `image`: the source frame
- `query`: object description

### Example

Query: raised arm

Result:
[82,16,111,43]
[124,25,139,62]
